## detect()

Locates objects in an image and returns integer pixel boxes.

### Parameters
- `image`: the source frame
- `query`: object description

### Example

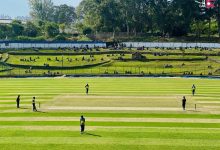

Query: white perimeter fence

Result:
[0,41,106,49]
[123,42,220,48]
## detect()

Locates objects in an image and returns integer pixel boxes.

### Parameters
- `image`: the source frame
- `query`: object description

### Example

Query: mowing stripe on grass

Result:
[0,137,220,147]
[0,121,220,128]
[0,130,220,140]
[1,117,220,123]
[0,112,220,119]
[0,144,219,150]
[1,126,220,133]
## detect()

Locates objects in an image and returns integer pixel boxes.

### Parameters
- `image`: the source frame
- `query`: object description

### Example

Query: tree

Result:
[59,24,66,34]
[83,27,93,35]
[191,20,206,38]
[54,34,66,41]
[119,0,151,34]
[76,0,102,32]
[149,0,171,36]
[53,4,76,25]
[0,24,12,39]
[169,0,199,36]
[11,20,24,36]
[24,22,39,37]
[98,0,121,33]
[213,0,220,37]
[45,22,59,37]
[203,7,215,39]
[29,0,54,21]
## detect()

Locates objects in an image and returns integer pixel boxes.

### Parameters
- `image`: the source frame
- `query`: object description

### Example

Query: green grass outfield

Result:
[0,77,220,150]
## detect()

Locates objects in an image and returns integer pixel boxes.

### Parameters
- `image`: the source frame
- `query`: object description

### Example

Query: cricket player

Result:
[192,84,196,96]
[16,95,20,108]
[32,97,37,112]
[182,96,186,111]
[85,83,89,95]
[80,115,86,134]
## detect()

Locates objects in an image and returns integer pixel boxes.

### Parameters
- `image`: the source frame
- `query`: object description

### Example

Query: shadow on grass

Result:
[187,109,202,112]
[19,107,29,110]
[84,132,102,137]
[34,110,47,113]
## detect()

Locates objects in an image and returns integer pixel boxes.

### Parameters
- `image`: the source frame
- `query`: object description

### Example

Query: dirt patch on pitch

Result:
[47,106,183,111]
[44,94,190,108]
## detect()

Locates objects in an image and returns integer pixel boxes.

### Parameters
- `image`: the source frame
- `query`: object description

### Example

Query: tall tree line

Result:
[77,0,220,37]
[1,0,220,40]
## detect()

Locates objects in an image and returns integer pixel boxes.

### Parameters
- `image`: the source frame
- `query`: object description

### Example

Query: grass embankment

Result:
[2,48,220,76]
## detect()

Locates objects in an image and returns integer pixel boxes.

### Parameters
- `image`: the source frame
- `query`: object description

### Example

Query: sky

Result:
[0,0,82,18]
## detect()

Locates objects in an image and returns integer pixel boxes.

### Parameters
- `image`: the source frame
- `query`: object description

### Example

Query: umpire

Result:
[80,115,86,134]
